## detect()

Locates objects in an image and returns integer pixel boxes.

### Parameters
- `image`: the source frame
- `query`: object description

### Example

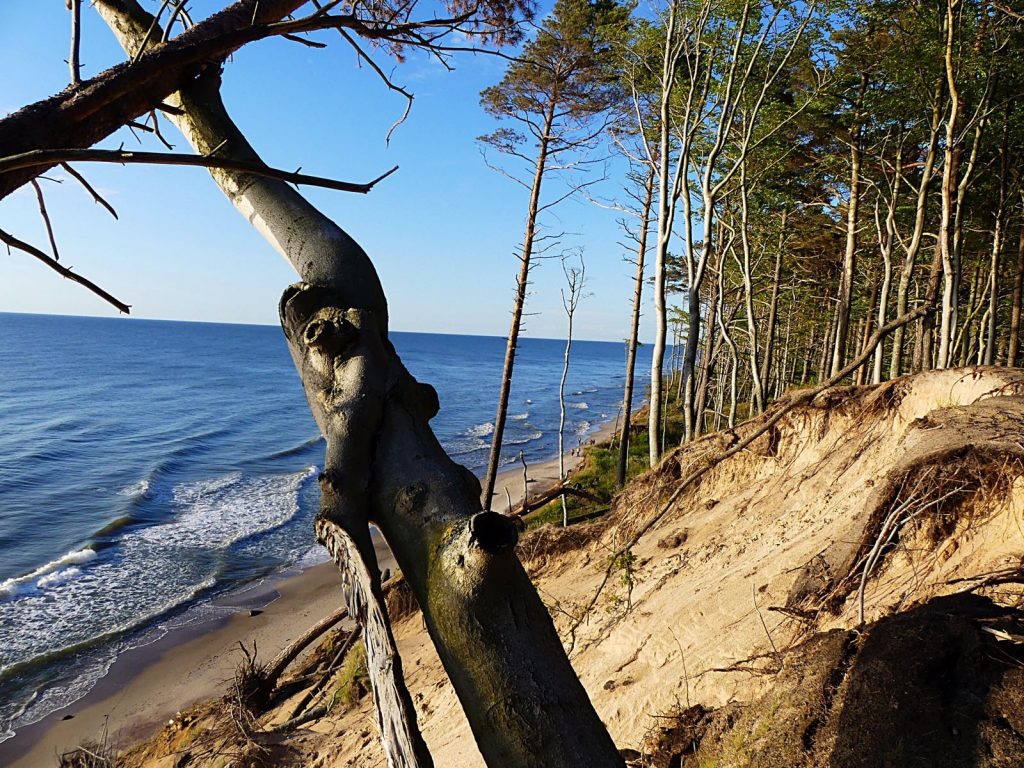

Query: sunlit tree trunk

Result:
[760,211,786,396]
[983,114,1010,365]
[890,83,942,379]
[483,101,556,505]
[831,73,867,376]
[1009,220,1024,367]
[616,167,654,488]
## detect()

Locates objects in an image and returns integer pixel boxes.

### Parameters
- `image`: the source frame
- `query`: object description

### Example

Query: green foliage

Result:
[521,403,697,528]
[479,0,633,153]
[523,434,642,527]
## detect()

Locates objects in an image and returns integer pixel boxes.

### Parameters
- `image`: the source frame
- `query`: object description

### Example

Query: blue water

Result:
[0,312,651,741]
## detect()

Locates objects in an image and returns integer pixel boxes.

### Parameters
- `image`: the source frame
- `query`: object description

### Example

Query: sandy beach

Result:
[0,419,618,767]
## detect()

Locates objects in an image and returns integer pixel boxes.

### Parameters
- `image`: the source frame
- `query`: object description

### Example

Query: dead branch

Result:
[516,482,607,516]
[337,28,414,144]
[288,625,361,720]
[271,702,332,733]
[0,227,130,313]
[68,0,83,86]
[0,0,313,200]
[1,149,398,195]
[30,180,61,262]
[162,0,192,41]
[264,604,349,687]
[60,163,119,219]
[131,0,176,65]
[147,111,175,150]
[282,32,328,48]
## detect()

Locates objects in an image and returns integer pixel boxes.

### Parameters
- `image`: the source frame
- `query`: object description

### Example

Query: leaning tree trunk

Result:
[482,101,556,506]
[94,3,623,767]
[616,167,654,489]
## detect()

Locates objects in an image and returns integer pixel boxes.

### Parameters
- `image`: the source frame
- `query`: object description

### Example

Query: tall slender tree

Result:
[479,0,631,504]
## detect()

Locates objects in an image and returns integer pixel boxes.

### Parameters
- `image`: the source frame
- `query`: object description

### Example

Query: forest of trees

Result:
[481,0,1024,482]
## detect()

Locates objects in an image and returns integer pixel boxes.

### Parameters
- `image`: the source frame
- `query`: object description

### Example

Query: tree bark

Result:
[738,162,764,413]
[919,241,944,371]
[890,83,941,379]
[819,291,838,382]
[694,238,724,438]
[854,278,878,386]
[983,113,1010,365]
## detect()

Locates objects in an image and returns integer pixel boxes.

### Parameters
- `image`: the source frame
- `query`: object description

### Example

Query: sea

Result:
[0,312,651,744]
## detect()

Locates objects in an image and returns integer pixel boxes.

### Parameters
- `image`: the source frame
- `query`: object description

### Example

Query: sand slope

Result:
[92,368,1024,766]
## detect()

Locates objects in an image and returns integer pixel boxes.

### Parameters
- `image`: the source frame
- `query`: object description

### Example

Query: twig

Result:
[668,627,690,708]
[752,583,779,659]
[131,0,175,65]
[283,32,328,48]
[2,149,399,196]
[148,111,175,150]
[289,625,360,720]
[0,227,130,313]
[61,163,119,219]
[337,28,414,144]
[162,1,190,42]
[30,180,61,262]
[68,0,82,85]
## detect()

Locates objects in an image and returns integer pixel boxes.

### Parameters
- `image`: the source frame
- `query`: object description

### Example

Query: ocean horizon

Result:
[0,311,653,743]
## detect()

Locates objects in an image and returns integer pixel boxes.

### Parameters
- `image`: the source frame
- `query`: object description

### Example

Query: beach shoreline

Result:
[0,417,619,767]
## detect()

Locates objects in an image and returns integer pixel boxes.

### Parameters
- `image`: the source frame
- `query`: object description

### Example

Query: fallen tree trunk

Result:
[516,482,608,517]
[264,604,349,689]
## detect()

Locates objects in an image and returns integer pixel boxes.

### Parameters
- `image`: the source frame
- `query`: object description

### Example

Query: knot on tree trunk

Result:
[303,314,358,356]
[469,510,519,552]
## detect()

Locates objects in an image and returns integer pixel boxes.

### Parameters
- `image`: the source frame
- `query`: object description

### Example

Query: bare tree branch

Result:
[30,180,61,262]
[282,32,328,48]
[60,162,119,219]
[131,0,175,65]
[68,0,83,85]
[1,149,398,195]
[0,228,130,313]
[337,29,414,144]
[162,1,192,42]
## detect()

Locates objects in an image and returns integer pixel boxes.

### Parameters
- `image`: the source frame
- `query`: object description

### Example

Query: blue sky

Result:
[0,0,657,342]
